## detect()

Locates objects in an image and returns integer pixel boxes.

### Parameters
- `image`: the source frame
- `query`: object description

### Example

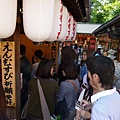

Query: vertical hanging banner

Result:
[1,41,16,107]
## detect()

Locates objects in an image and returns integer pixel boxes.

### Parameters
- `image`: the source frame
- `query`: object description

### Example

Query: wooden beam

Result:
[6,0,21,119]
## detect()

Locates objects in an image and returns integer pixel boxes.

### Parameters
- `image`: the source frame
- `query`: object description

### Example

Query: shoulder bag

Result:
[37,79,56,120]
[66,80,78,91]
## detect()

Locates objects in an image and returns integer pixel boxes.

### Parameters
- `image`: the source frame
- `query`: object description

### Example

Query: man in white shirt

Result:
[80,56,120,120]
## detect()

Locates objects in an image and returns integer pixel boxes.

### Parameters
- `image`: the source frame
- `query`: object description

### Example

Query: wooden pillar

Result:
[6,0,21,119]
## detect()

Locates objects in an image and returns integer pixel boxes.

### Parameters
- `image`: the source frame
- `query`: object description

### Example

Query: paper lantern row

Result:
[0,0,17,38]
[0,0,77,42]
[23,0,77,42]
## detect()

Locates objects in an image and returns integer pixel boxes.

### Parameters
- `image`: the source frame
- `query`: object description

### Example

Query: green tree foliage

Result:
[90,0,120,23]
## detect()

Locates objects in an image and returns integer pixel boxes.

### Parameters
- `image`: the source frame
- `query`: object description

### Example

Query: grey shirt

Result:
[57,78,80,111]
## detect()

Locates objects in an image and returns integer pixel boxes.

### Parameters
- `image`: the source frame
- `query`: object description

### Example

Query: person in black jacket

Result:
[20,44,31,115]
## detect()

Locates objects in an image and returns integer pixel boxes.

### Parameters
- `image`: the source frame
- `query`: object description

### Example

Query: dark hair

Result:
[36,59,54,79]
[82,49,91,59]
[71,49,76,61]
[62,61,78,79]
[34,50,43,59]
[0,82,6,115]
[61,46,73,62]
[86,56,115,89]
[20,44,26,55]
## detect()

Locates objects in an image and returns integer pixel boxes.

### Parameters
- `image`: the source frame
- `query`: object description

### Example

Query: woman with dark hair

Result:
[57,61,80,120]
[58,46,74,85]
[27,59,59,120]
[71,49,77,64]
[79,49,91,81]
[60,46,73,62]
[0,82,9,120]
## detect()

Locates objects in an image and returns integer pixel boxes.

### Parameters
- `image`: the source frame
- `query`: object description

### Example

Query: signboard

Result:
[1,41,16,107]
[50,42,59,72]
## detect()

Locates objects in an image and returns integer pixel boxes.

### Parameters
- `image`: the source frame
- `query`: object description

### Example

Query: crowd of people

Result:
[1,44,120,120]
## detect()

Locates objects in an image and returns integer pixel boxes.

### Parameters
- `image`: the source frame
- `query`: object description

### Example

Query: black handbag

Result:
[56,98,69,120]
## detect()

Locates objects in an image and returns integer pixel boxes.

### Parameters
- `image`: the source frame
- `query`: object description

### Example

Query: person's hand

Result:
[76,109,91,120]
[80,100,93,110]
[80,109,91,119]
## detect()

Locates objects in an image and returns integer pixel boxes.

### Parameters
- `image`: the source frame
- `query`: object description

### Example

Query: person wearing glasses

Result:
[79,49,91,81]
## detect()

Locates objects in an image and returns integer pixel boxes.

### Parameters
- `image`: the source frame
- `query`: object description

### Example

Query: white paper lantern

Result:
[23,0,55,42]
[58,6,68,42]
[0,0,17,38]
[46,0,63,42]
